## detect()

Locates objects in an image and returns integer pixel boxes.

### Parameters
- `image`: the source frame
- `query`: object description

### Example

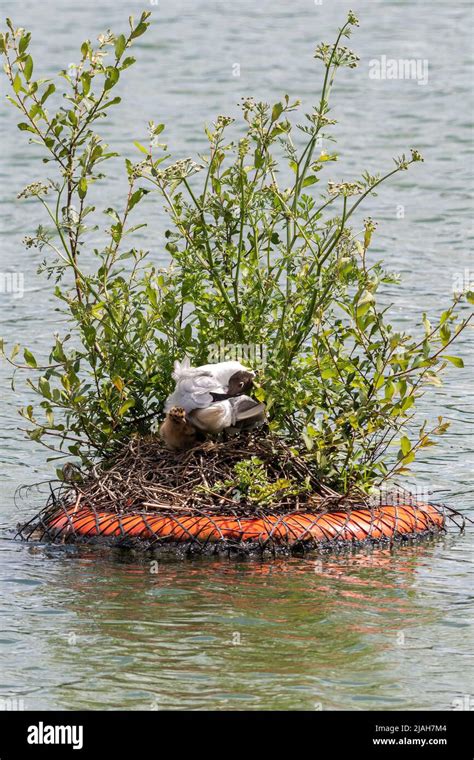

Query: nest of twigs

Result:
[16,431,468,554]
[51,431,367,518]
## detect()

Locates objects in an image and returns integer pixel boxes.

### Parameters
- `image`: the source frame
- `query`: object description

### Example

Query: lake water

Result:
[0,0,472,710]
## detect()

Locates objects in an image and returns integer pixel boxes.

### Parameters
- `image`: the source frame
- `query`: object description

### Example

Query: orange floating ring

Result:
[33,501,446,550]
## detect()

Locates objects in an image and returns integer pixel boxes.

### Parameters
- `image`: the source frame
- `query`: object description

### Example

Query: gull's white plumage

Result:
[164,358,252,413]
[188,396,265,434]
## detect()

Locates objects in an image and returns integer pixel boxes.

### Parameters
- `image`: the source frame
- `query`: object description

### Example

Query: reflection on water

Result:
[0,0,473,710]
[0,534,472,710]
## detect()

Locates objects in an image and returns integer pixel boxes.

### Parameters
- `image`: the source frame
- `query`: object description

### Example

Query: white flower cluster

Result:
[97,31,115,47]
[17,181,51,200]
[214,115,235,130]
[154,158,204,185]
[327,180,364,197]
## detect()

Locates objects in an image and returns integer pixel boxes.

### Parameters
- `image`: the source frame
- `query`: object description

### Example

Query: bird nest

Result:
[17,432,466,554]
[55,432,355,518]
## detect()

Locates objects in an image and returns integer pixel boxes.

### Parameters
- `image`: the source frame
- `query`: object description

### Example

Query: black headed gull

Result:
[188,396,266,435]
[164,358,255,414]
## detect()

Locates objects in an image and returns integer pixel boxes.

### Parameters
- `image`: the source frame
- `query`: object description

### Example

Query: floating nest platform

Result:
[17,433,465,556]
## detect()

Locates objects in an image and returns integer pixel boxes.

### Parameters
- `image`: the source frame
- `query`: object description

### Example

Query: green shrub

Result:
[1,10,471,492]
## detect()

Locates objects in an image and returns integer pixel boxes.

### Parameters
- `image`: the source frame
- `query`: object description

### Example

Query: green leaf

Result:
[356,302,371,319]
[78,178,88,199]
[114,34,127,58]
[24,348,37,367]
[271,102,283,121]
[118,398,135,416]
[254,148,264,169]
[130,22,148,39]
[399,451,415,466]
[400,395,415,412]
[440,309,450,325]
[302,175,317,187]
[97,96,121,111]
[24,55,33,82]
[375,374,385,390]
[440,324,451,346]
[112,376,125,393]
[465,291,474,304]
[81,72,91,96]
[400,435,411,456]
[422,312,431,335]
[17,122,35,132]
[104,207,121,223]
[104,67,120,91]
[38,377,51,399]
[28,428,43,442]
[133,140,149,155]
[13,73,22,94]
[41,82,56,103]
[443,355,464,368]
[183,322,193,342]
[90,302,104,318]
[90,144,103,163]
[128,188,149,211]
[363,227,373,249]
[121,57,136,70]
[211,177,221,195]
[19,33,31,54]
[110,222,123,243]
